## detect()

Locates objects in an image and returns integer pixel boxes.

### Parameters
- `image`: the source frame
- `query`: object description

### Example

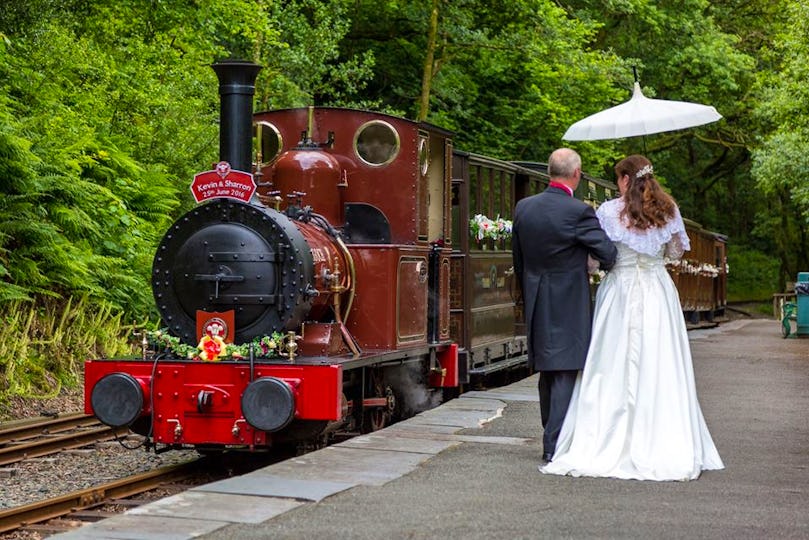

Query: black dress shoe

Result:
[542,452,554,463]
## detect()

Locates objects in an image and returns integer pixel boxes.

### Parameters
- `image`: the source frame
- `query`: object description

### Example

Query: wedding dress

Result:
[540,198,724,481]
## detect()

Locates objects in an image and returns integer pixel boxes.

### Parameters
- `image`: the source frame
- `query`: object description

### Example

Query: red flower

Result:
[198,335,225,361]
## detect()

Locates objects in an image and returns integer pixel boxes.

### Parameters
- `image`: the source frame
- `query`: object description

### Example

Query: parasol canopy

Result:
[563,82,722,141]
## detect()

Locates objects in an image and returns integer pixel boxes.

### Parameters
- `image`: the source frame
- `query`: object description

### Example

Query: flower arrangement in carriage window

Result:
[469,214,513,245]
[664,258,723,277]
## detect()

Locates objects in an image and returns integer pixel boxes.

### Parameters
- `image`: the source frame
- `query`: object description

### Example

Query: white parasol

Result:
[563,82,722,141]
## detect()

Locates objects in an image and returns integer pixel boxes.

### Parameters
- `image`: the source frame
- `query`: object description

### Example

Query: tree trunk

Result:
[417,0,439,122]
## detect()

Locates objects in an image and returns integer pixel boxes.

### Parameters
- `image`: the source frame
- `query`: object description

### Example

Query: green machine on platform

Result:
[781,272,809,338]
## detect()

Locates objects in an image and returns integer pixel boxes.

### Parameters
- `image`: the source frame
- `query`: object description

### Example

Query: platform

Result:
[53,319,808,539]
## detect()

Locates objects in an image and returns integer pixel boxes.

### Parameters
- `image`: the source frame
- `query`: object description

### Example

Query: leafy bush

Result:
[726,245,780,302]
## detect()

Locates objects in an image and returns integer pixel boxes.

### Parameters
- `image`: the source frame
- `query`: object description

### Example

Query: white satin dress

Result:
[540,199,724,481]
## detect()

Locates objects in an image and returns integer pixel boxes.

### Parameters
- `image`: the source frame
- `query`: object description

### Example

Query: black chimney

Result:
[211,61,262,176]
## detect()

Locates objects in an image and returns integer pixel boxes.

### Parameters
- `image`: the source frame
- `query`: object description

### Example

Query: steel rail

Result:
[0,412,96,443]
[0,424,131,466]
[0,459,201,534]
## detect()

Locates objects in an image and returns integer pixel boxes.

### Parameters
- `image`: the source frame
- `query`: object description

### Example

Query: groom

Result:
[512,148,616,463]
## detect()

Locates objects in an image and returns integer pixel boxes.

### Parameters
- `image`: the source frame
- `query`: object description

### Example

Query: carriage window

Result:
[469,167,478,215]
[354,120,400,166]
[254,121,283,165]
[480,168,491,216]
[504,172,514,218]
[533,179,546,195]
[491,170,501,218]
[451,182,461,246]
[497,170,507,218]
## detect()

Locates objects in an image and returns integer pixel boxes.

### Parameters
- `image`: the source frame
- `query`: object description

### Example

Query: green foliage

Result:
[0,296,136,400]
[726,246,780,302]
[0,0,798,401]
[0,111,43,302]
[262,0,375,109]
[0,25,186,315]
[748,1,809,288]
[0,0,373,401]
[339,0,626,163]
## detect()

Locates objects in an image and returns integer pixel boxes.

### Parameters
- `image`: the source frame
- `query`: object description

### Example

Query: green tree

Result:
[551,0,783,298]
[339,0,626,164]
[0,0,370,312]
[750,2,809,287]
[0,0,375,397]
[556,0,755,227]
[257,0,375,110]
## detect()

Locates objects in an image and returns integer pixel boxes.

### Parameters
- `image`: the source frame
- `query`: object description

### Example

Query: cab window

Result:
[354,120,399,166]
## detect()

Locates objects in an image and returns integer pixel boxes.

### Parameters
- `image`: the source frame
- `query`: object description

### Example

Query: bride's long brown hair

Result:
[615,155,677,229]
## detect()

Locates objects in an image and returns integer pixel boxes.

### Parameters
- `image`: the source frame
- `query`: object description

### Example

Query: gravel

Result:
[0,439,196,511]
[0,386,197,514]
[0,446,196,540]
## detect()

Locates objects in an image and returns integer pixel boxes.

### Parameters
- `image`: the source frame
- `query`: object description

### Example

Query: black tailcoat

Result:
[512,187,617,371]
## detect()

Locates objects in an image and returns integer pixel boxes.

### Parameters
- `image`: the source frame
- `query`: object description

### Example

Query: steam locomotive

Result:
[84,61,727,453]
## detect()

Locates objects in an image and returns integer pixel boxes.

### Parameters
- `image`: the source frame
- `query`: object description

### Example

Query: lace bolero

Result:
[596,198,691,258]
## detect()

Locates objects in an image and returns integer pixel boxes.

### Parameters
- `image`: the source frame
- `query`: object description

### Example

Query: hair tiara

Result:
[635,164,653,179]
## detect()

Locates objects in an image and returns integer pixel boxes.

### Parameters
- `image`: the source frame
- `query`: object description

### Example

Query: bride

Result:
[540,155,724,481]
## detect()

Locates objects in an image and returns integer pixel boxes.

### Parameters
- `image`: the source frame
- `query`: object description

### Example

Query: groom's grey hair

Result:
[548,148,581,180]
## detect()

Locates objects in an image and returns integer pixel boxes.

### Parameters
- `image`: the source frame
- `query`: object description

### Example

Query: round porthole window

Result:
[354,120,399,167]
[254,122,283,165]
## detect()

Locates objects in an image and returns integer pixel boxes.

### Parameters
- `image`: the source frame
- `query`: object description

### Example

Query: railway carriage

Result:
[84,61,727,455]
[448,153,533,383]
[672,221,728,323]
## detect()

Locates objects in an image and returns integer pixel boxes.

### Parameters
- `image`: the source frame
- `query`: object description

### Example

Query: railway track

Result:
[0,379,521,537]
[0,413,129,467]
[0,459,203,535]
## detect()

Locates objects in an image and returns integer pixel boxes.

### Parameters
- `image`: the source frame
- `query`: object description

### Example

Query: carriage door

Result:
[420,131,451,342]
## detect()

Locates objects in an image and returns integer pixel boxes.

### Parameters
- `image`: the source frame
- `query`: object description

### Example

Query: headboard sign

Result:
[190,161,256,203]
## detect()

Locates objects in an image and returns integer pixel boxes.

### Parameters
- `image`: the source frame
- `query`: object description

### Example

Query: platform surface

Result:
[53,320,809,539]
